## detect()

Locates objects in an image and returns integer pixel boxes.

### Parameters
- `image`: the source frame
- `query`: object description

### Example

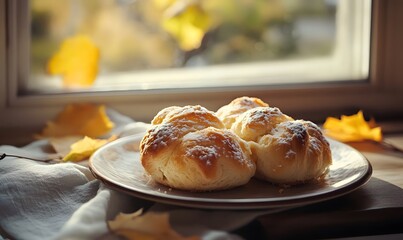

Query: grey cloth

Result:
[0,110,280,240]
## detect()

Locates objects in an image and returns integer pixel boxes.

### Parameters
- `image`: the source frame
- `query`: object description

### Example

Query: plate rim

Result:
[89,134,373,209]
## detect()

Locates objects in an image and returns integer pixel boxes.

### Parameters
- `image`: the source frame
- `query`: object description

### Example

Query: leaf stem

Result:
[0,153,61,163]
[379,140,403,154]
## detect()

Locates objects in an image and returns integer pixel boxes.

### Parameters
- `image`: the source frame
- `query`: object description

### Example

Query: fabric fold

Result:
[0,111,262,240]
[0,148,100,240]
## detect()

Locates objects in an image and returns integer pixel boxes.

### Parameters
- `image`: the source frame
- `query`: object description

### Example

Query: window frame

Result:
[0,0,402,142]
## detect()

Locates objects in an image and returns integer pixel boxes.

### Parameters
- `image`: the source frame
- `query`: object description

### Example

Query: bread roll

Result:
[251,120,332,184]
[216,96,268,129]
[140,105,256,191]
[231,107,293,142]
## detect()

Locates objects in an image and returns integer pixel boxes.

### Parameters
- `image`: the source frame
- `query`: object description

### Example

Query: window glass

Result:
[26,0,369,94]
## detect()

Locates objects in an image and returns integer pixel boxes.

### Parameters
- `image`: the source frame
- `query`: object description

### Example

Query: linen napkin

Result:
[0,109,281,240]
[0,143,101,239]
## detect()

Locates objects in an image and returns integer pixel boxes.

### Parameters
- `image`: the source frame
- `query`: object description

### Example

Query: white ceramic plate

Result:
[89,134,372,210]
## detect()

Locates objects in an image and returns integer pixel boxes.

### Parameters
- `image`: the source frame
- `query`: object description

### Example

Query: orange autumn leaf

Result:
[47,35,100,88]
[323,111,382,142]
[109,209,200,240]
[63,135,116,162]
[38,104,114,138]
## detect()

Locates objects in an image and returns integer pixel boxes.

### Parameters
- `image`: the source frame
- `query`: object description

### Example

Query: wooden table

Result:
[252,134,403,239]
[351,134,403,188]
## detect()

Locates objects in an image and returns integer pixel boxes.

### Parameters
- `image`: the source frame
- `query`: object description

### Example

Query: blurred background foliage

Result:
[31,0,336,75]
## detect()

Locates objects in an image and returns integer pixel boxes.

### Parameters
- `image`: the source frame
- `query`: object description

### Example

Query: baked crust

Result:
[218,98,332,184]
[216,96,268,129]
[140,105,256,191]
[252,120,332,184]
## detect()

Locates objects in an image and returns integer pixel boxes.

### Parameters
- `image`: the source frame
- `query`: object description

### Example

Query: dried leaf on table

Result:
[109,209,200,240]
[323,111,382,142]
[49,136,83,158]
[47,35,100,88]
[61,135,116,162]
[37,103,114,139]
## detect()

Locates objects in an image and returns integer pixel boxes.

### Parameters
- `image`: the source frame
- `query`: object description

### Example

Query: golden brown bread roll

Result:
[231,107,294,142]
[216,96,268,129]
[219,97,332,184]
[140,105,256,191]
[251,120,332,184]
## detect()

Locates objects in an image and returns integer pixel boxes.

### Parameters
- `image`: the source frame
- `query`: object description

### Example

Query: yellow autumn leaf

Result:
[153,0,176,10]
[323,111,382,142]
[48,35,100,88]
[63,135,116,162]
[49,136,83,158]
[109,209,200,240]
[162,2,212,51]
[38,103,114,138]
